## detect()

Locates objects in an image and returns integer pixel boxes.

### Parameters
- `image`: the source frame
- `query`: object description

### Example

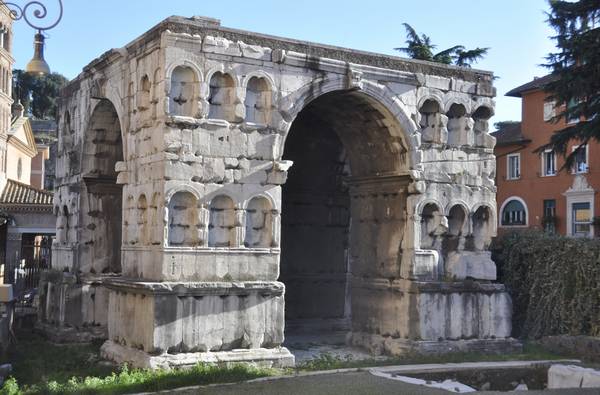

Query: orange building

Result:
[494,74,597,237]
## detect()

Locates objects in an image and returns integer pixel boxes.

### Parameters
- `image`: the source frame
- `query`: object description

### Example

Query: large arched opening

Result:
[281,90,411,348]
[80,99,124,274]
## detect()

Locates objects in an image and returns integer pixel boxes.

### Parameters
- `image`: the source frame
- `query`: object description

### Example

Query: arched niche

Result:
[57,205,70,245]
[137,75,151,111]
[168,191,199,247]
[420,203,444,250]
[472,106,495,148]
[137,194,149,245]
[169,66,198,117]
[446,103,470,147]
[244,196,274,248]
[81,99,123,274]
[150,193,161,245]
[472,206,494,251]
[419,99,447,144]
[124,195,135,245]
[82,100,123,178]
[208,195,236,247]
[244,77,271,124]
[443,205,468,255]
[208,72,236,121]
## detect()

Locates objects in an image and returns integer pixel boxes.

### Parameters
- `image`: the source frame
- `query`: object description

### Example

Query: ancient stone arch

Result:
[47,16,514,369]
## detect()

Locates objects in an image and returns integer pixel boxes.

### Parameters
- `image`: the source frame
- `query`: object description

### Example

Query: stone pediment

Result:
[564,174,594,196]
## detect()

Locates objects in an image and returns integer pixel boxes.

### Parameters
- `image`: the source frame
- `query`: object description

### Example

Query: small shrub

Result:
[0,378,20,395]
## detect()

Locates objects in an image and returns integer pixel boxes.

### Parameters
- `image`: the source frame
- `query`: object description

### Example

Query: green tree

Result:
[12,69,69,120]
[395,23,489,67]
[536,0,600,169]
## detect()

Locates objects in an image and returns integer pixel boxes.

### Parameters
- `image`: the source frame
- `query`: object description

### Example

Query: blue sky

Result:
[10,0,555,124]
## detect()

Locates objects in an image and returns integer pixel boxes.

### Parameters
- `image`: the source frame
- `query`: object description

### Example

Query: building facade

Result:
[0,5,55,288]
[495,75,597,237]
[41,16,515,368]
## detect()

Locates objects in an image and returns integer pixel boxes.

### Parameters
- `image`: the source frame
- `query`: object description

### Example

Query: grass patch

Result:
[0,331,277,395]
[296,342,570,371]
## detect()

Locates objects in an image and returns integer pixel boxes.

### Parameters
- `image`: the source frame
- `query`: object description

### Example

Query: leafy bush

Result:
[494,231,600,339]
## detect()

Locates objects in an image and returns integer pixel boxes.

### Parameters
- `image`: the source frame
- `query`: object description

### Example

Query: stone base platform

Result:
[100,340,295,369]
[348,332,522,356]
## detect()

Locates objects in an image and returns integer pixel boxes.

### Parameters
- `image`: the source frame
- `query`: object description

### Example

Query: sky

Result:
[10,0,556,124]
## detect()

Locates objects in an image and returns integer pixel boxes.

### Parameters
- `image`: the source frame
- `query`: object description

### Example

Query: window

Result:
[542,150,556,176]
[543,100,555,122]
[501,199,527,226]
[567,98,580,124]
[17,158,22,180]
[572,202,591,237]
[543,199,556,233]
[572,145,588,173]
[507,153,521,180]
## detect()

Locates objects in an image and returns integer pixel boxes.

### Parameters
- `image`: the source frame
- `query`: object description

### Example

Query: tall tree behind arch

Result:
[12,69,69,120]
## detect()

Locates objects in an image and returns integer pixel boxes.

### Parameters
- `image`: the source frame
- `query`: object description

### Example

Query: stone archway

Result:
[281,90,412,347]
[80,99,124,274]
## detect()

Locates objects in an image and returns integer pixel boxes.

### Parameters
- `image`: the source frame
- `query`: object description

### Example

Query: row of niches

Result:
[123,192,278,249]
[135,66,275,124]
[418,100,495,149]
[420,203,494,253]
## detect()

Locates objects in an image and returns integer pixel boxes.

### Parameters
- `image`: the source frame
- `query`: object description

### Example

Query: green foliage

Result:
[5,332,115,386]
[395,23,489,67]
[495,231,600,339]
[535,0,600,170]
[1,363,274,395]
[0,378,19,395]
[12,69,68,120]
[1,332,274,394]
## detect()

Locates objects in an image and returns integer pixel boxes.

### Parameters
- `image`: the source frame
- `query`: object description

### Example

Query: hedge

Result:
[494,230,600,339]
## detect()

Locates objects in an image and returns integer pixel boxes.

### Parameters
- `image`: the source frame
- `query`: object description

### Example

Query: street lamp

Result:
[2,1,63,75]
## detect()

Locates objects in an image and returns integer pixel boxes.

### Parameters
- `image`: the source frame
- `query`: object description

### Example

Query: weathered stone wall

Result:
[45,15,509,367]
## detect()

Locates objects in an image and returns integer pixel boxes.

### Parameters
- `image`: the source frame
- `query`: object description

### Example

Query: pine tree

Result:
[395,23,489,68]
[536,0,600,169]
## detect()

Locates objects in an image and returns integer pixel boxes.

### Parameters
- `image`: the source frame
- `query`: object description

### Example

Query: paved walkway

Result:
[162,370,600,395]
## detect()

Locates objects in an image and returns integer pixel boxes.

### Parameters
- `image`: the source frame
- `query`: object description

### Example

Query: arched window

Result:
[208,72,236,121]
[169,66,197,117]
[168,191,199,246]
[245,197,273,248]
[501,199,527,226]
[208,195,235,247]
[244,77,271,124]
